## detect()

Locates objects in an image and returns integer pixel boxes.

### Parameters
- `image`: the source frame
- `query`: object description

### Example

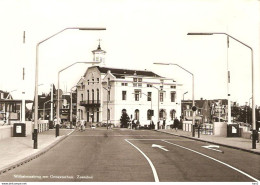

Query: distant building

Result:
[182,99,228,123]
[76,43,182,127]
[0,90,32,124]
[32,88,77,123]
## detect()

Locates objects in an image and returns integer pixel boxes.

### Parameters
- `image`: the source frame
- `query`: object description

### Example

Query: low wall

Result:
[0,121,49,141]
[0,125,13,140]
[213,122,227,137]
[183,121,192,132]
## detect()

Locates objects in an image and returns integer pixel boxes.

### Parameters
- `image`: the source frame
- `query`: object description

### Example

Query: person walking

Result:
[80,120,85,131]
[173,117,180,131]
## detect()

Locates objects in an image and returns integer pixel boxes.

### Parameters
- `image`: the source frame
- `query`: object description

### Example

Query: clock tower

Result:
[92,39,106,66]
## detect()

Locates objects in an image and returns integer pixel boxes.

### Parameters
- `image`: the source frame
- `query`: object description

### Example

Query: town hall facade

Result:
[76,43,182,128]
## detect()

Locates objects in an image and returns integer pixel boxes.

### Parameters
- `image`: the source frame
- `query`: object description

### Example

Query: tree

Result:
[120,111,130,128]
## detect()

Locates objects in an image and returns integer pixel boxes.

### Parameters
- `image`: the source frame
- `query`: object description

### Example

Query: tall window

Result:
[81,94,83,101]
[147,92,152,101]
[122,91,127,100]
[170,109,176,120]
[92,89,94,103]
[87,108,89,122]
[107,109,110,120]
[135,109,139,120]
[87,90,90,103]
[134,90,141,101]
[160,92,164,102]
[147,109,152,120]
[97,89,99,102]
[171,91,176,102]
[159,109,166,120]
[97,108,99,122]
[135,93,139,101]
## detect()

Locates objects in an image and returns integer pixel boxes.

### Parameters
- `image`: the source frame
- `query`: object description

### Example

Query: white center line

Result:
[162,140,259,182]
[125,139,159,182]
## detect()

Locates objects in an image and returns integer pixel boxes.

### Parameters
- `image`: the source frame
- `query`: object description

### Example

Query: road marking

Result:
[162,140,259,182]
[125,139,159,182]
[70,135,175,137]
[127,139,195,141]
[152,144,169,151]
[202,145,223,153]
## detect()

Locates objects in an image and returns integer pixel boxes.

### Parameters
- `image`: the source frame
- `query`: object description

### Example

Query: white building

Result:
[76,44,182,128]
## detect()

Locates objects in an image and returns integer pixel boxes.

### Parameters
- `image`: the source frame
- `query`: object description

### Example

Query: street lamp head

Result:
[78,27,106,31]
[153,62,171,65]
[187,32,213,35]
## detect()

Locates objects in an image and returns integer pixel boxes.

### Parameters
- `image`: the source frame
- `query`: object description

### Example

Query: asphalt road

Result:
[0,128,259,182]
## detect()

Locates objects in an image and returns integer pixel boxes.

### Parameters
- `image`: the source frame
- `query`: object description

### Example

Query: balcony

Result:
[80,100,100,107]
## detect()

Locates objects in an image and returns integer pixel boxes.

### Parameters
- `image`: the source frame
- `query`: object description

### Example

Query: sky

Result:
[0,0,259,106]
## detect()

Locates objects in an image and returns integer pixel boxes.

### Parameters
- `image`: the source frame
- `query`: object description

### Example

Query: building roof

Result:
[96,66,162,78]
[0,90,13,100]
[92,43,106,54]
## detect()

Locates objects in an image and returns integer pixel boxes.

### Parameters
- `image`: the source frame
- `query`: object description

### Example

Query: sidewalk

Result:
[156,129,260,155]
[0,129,74,174]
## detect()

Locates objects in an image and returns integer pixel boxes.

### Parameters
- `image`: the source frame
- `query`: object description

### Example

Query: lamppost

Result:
[187,32,256,149]
[70,86,77,129]
[245,102,248,124]
[57,61,101,136]
[103,82,111,130]
[43,100,51,120]
[34,27,106,149]
[154,63,195,137]
[151,85,160,130]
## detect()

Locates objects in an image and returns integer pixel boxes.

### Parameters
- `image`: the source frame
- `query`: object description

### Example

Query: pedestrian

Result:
[173,117,180,131]
[80,120,85,131]
[163,119,166,129]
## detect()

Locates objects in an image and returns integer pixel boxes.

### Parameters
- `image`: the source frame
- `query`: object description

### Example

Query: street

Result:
[0,128,259,182]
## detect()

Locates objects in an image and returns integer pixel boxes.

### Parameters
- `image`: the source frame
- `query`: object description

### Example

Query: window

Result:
[122,91,127,100]
[121,83,128,86]
[171,85,176,89]
[171,91,176,102]
[97,89,99,102]
[147,109,152,120]
[87,90,90,103]
[159,109,166,120]
[160,92,164,102]
[147,84,152,87]
[92,89,94,103]
[81,94,83,101]
[87,80,89,85]
[170,109,176,120]
[135,93,139,101]
[133,78,142,87]
[107,109,110,120]
[87,108,89,122]
[97,108,99,122]
[134,89,141,101]
[147,92,152,101]
[97,78,100,83]
[92,79,94,84]
[135,109,139,120]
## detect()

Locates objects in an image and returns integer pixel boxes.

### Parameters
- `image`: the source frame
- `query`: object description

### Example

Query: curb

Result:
[155,130,260,155]
[0,129,75,175]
